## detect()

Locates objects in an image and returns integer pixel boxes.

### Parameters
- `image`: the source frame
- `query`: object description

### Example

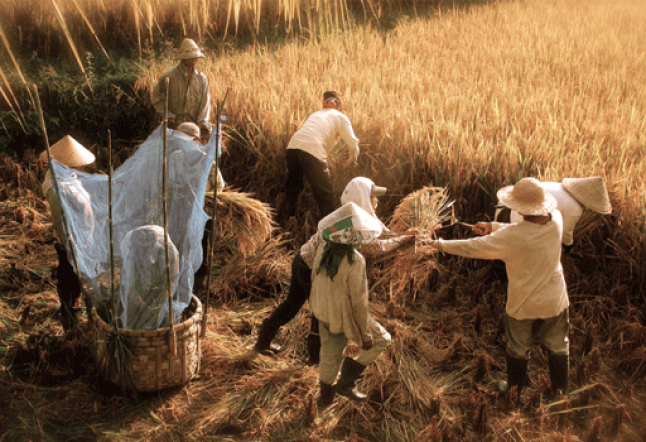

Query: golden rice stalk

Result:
[51,0,92,91]
[389,186,453,235]
[204,190,275,258]
[70,0,112,63]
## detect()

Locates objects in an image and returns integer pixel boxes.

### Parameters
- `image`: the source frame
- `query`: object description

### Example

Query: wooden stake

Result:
[108,130,118,330]
[201,86,230,338]
[162,77,177,356]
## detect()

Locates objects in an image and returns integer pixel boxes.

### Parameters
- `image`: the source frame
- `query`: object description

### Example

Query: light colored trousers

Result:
[505,308,570,359]
[318,316,391,385]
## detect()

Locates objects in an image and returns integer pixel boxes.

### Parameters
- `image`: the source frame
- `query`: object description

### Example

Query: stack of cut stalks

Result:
[204,190,291,302]
[373,186,452,303]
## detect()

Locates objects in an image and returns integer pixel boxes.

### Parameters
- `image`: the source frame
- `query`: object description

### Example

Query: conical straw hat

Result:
[497,177,557,216]
[39,135,95,167]
[562,177,612,214]
[318,202,383,245]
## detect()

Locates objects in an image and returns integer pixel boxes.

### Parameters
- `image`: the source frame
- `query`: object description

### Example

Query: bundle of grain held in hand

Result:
[377,186,452,302]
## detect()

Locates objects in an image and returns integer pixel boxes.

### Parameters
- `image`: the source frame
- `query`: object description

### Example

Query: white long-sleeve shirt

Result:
[286,108,359,163]
[437,211,569,320]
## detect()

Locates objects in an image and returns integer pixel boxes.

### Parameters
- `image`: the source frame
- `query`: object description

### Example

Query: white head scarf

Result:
[340,177,388,230]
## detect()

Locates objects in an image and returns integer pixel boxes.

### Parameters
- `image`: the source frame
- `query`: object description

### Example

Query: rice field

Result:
[1,0,646,441]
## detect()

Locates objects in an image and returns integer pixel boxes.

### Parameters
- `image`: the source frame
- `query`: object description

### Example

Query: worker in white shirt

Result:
[433,178,570,405]
[283,90,360,220]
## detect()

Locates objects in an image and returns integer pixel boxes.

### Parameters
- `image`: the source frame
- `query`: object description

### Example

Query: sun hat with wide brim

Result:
[39,135,95,167]
[318,202,383,246]
[497,177,558,216]
[562,177,612,214]
[175,38,205,60]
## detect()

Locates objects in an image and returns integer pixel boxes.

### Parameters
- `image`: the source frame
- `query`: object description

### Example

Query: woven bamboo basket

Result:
[90,295,203,392]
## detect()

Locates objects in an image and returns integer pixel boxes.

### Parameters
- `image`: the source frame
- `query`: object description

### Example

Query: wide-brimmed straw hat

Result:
[318,202,383,245]
[178,122,200,140]
[175,38,205,59]
[39,135,95,167]
[497,177,557,216]
[562,177,612,214]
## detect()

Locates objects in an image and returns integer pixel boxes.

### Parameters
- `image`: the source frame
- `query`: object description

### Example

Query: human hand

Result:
[362,339,374,350]
[473,222,492,236]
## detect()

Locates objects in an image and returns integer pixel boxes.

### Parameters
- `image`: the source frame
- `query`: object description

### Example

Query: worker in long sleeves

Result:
[283,90,360,220]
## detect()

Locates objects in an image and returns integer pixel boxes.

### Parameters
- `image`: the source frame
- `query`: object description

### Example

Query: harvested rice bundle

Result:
[376,187,453,302]
[214,236,292,302]
[389,186,453,235]
[204,190,275,258]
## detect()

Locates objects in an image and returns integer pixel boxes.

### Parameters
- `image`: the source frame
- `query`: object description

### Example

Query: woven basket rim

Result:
[91,295,203,337]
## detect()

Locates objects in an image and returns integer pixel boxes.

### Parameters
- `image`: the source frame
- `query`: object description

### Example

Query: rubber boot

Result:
[306,333,321,366]
[334,357,368,402]
[253,318,282,355]
[548,353,569,399]
[498,354,528,403]
[318,381,335,408]
[55,243,80,330]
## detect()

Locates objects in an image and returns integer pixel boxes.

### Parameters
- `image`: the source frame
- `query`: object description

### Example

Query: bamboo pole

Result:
[162,77,177,356]
[108,130,118,330]
[32,84,87,325]
[201,86,230,338]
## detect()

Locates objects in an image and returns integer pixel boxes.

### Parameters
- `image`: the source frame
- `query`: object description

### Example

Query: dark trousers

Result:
[284,149,337,219]
[55,243,81,329]
[266,252,317,332]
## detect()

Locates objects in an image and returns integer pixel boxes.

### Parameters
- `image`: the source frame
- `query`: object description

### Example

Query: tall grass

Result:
[178,1,646,212]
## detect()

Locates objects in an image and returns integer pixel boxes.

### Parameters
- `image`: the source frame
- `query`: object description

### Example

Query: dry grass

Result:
[2,1,646,441]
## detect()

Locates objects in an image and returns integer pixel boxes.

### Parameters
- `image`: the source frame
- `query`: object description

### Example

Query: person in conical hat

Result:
[152,38,212,142]
[433,177,570,404]
[309,202,392,408]
[40,135,96,330]
[495,177,611,252]
[252,177,415,366]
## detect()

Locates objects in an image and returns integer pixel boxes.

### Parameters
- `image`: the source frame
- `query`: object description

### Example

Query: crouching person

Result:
[310,202,391,408]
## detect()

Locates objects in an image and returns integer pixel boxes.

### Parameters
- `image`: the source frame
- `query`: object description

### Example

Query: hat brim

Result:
[176,50,205,59]
[497,185,558,216]
[371,185,387,197]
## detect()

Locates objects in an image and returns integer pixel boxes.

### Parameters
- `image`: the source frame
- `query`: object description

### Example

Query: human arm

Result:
[336,113,360,164]
[196,73,212,136]
[435,224,512,261]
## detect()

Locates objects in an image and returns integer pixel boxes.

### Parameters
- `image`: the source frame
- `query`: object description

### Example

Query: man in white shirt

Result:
[284,90,360,220]
[434,178,570,404]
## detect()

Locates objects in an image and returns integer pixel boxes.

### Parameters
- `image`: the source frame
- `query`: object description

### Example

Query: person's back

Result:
[485,211,568,319]
[310,242,368,343]
[287,108,357,162]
